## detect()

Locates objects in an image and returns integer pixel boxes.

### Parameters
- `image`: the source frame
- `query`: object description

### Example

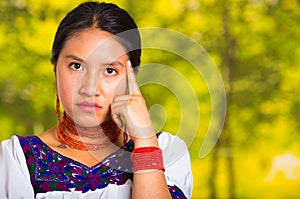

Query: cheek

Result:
[56,72,76,110]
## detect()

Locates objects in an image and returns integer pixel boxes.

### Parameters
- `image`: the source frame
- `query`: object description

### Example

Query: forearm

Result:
[132,170,172,199]
[131,137,172,199]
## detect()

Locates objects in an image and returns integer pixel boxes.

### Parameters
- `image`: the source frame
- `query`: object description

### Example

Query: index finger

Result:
[126,60,141,95]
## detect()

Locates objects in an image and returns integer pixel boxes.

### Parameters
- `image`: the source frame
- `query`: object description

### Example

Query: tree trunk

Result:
[209,140,220,199]
[209,0,236,198]
[221,0,236,198]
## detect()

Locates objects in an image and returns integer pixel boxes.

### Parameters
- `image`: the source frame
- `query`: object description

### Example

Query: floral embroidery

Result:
[19,136,133,193]
[18,135,187,198]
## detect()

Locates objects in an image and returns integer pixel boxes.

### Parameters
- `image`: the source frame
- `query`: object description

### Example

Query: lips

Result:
[77,101,102,112]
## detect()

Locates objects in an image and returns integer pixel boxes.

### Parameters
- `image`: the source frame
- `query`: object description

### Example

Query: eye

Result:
[69,63,83,71]
[104,68,117,76]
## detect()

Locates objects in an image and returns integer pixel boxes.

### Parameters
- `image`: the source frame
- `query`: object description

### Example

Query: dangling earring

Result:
[123,133,127,148]
[56,92,61,122]
[122,124,128,148]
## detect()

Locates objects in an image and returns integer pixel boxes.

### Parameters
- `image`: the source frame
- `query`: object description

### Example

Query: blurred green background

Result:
[1,0,300,198]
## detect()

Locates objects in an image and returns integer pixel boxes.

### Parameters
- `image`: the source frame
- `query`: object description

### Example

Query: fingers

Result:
[110,61,154,139]
[113,95,143,103]
[111,61,142,129]
[111,98,155,139]
[111,94,147,127]
[126,60,141,95]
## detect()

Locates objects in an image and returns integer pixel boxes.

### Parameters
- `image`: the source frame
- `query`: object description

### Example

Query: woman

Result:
[0,1,193,198]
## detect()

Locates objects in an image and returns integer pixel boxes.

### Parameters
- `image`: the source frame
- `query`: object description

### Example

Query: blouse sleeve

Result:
[0,135,34,199]
[158,132,193,198]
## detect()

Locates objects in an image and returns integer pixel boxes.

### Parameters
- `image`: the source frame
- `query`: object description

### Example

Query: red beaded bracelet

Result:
[130,146,165,172]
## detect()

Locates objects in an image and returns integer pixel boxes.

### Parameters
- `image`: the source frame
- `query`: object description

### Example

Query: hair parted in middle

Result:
[51,1,141,71]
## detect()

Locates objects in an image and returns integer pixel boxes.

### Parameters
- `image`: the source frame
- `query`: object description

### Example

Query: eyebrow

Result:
[65,54,87,64]
[65,54,124,67]
[103,61,124,67]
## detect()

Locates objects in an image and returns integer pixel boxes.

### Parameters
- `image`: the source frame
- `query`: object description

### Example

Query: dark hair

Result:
[51,1,141,69]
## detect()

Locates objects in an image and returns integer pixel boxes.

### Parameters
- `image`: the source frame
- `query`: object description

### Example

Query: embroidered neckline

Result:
[18,135,134,193]
[32,135,133,170]
[17,133,188,198]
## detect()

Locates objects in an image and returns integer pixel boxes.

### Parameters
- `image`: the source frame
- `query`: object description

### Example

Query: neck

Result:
[57,112,122,150]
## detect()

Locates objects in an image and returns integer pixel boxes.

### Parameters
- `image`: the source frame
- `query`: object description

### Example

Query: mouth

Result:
[76,101,102,112]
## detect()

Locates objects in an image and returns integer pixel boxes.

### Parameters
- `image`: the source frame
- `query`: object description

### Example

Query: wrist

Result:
[131,146,165,173]
[133,135,159,148]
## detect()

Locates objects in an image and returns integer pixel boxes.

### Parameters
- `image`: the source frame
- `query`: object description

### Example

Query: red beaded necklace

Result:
[57,112,122,151]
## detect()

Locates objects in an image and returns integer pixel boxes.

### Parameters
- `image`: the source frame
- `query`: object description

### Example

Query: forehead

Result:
[61,29,128,61]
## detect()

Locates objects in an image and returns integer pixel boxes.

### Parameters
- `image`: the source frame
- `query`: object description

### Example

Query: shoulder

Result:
[1,135,22,153]
[0,135,30,164]
[156,131,191,166]
[1,135,35,152]
[0,135,28,175]
[157,132,189,165]
[157,132,187,148]
[0,136,35,198]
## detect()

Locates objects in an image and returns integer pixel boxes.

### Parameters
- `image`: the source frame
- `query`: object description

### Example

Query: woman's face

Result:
[56,29,128,127]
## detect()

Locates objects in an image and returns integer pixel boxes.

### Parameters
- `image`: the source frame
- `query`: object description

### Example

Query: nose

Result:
[78,71,101,97]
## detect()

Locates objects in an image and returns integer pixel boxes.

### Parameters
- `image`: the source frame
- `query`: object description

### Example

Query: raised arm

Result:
[111,61,172,198]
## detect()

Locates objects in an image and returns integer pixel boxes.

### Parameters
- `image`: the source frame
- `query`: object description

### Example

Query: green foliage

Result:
[1,0,300,198]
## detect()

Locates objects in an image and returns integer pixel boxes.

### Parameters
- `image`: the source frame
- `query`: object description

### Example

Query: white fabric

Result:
[0,132,193,199]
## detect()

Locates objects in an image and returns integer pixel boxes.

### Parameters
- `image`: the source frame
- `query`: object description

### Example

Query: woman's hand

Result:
[111,61,155,141]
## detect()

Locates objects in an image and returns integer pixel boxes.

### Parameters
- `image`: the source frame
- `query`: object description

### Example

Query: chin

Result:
[70,112,101,127]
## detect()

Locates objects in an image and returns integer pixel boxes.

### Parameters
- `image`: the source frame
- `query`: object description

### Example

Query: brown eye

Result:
[74,63,81,69]
[105,68,117,75]
[70,63,83,71]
